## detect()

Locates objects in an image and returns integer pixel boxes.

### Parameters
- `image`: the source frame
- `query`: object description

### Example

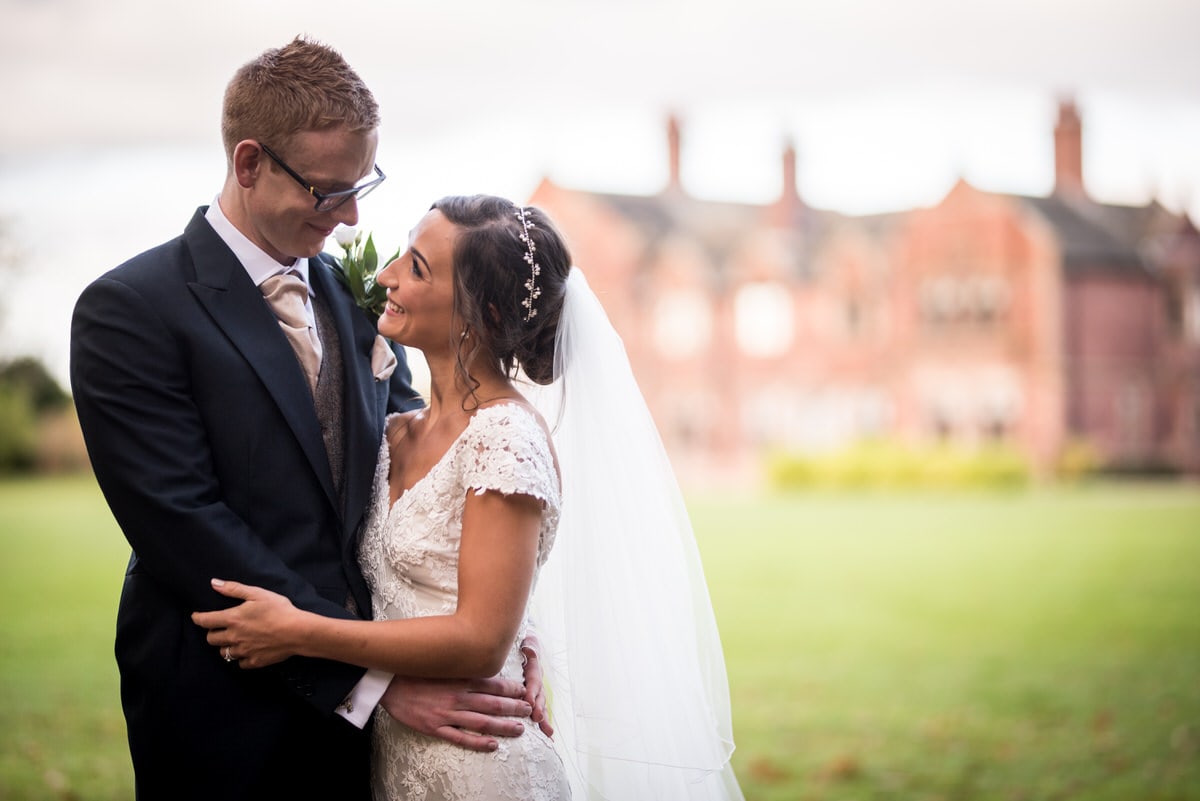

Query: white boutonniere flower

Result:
[329,225,399,324]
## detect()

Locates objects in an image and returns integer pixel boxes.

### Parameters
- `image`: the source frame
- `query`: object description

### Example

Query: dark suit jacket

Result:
[70,207,423,800]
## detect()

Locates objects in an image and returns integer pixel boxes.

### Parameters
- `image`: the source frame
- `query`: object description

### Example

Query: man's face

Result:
[244,127,379,265]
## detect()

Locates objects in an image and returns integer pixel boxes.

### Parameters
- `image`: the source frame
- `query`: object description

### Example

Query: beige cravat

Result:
[261,271,323,394]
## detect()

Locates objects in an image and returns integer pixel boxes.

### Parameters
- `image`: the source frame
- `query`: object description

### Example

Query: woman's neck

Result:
[423,349,511,421]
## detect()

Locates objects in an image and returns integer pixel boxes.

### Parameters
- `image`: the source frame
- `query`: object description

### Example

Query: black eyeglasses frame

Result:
[259,143,386,212]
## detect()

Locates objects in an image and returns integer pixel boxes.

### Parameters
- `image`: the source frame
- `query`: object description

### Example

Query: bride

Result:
[194,195,743,800]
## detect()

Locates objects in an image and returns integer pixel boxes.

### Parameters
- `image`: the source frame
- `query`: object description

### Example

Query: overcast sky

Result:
[2,0,1199,381]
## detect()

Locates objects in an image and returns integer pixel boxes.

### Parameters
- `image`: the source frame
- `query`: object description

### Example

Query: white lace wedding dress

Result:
[357,403,571,801]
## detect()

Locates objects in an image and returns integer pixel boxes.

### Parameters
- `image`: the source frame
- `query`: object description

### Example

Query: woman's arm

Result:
[192,488,542,677]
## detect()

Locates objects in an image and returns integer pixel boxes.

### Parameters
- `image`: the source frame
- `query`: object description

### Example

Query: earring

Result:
[460,328,469,341]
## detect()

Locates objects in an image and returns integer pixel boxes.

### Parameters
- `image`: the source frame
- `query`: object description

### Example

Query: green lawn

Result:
[0,476,131,800]
[694,485,1200,801]
[2,477,1198,800]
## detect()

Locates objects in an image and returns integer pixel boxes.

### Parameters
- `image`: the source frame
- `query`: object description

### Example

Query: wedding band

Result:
[223,647,234,663]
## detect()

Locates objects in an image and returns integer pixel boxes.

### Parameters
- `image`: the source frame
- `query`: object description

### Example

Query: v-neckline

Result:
[385,415,473,511]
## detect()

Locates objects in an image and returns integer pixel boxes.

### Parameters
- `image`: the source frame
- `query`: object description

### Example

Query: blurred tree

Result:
[0,385,37,472]
[0,357,75,473]
[0,357,71,413]
[0,221,53,473]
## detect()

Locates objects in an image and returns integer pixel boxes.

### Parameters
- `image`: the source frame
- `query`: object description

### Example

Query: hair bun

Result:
[432,195,572,391]
[517,307,561,385]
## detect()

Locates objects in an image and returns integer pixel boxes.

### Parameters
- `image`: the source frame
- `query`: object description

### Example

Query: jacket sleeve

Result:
[71,275,366,714]
[384,339,425,414]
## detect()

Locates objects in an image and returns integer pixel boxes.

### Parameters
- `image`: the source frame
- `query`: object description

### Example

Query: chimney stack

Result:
[782,138,798,203]
[666,114,682,194]
[768,137,802,228]
[1054,99,1084,196]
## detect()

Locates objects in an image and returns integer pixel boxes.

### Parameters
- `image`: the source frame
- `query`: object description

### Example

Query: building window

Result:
[845,298,863,336]
[919,274,1010,327]
[662,390,717,452]
[920,277,956,323]
[972,276,1011,322]
[734,282,794,358]
[917,367,1020,444]
[927,407,954,441]
[652,289,713,360]
[983,417,1009,440]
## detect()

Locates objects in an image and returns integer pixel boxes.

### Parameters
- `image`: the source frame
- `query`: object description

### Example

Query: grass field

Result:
[1,476,1198,800]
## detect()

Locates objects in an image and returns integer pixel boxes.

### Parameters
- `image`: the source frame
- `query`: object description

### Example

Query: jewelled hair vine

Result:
[515,206,542,322]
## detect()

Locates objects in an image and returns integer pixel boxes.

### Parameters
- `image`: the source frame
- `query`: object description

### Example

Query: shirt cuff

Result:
[335,669,393,729]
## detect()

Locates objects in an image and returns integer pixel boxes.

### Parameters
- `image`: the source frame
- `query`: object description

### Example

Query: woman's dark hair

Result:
[431,195,572,392]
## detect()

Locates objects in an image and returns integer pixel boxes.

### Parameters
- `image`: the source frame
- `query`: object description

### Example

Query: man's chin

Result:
[295,238,328,260]
[305,229,336,256]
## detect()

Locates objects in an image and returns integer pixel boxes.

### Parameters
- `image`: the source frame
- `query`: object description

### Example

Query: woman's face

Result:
[376,208,461,353]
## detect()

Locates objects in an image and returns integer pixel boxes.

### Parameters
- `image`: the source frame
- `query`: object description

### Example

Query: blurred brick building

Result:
[528,101,1200,481]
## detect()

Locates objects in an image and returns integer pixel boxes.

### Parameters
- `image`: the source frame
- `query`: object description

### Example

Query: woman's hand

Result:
[191,578,305,668]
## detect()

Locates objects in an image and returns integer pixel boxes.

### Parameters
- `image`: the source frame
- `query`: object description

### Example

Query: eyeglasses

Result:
[259,143,386,212]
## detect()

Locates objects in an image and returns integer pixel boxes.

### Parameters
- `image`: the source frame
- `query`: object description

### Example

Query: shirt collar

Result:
[205,197,312,289]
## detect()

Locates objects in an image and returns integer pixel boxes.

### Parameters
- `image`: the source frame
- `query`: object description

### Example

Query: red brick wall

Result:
[1064,274,1167,467]
[529,176,1196,481]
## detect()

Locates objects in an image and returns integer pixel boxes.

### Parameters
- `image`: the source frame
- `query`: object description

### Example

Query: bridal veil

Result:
[525,268,744,800]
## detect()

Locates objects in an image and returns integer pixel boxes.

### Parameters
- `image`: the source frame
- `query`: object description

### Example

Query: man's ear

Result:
[232,141,264,189]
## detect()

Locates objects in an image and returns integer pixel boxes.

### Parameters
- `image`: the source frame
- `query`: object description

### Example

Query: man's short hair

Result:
[221,35,379,161]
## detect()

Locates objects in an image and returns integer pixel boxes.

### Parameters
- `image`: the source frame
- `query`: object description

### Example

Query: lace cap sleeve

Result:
[458,404,559,511]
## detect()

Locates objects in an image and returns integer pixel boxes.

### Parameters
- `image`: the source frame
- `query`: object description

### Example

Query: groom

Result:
[71,37,541,801]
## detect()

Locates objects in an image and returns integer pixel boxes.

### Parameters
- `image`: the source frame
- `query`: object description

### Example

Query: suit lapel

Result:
[182,211,340,512]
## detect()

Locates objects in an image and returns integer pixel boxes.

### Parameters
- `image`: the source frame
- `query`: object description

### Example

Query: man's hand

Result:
[520,633,553,737]
[380,676,532,752]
